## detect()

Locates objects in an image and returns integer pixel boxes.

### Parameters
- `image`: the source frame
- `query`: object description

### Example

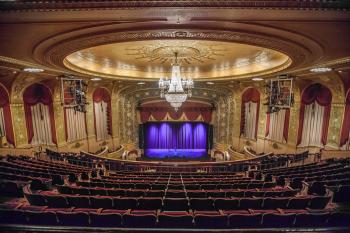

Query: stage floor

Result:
[144,149,207,159]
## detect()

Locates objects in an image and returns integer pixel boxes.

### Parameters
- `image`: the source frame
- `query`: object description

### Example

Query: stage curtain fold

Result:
[144,122,207,149]
[139,102,213,123]
[297,83,332,146]
[241,88,260,139]
[0,85,15,145]
[340,92,350,146]
[23,84,57,145]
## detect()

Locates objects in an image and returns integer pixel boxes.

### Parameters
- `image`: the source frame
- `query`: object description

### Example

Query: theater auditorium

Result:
[0,1,350,232]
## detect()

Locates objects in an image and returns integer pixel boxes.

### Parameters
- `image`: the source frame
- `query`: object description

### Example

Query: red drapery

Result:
[0,85,15,145]
[265,114,270,137]
[284,109,290,141]
[240,88,260,137]
[340,91,350,146]
[139,102,213,123]
[297,83,332,145]
[93,88,112,135]
[23,83,57,144]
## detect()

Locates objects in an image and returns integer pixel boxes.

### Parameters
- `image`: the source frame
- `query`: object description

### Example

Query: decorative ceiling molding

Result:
[1,1,349,12]
[35,26,320,81]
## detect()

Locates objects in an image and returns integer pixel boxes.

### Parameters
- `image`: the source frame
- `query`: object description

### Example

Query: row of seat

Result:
[59,185,296,198]
[83,180,276,190]
[8,156,91,171]
[26,191,330,211]
[328,185,350,203]
[1,207,348,228]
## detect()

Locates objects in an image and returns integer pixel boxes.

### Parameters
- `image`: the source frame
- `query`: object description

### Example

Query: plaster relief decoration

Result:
[64,39,290,80]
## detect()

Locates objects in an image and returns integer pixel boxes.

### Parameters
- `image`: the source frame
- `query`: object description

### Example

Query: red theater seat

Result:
[158,211,193,228]
[228,213,262,228]
[90,212,122,227]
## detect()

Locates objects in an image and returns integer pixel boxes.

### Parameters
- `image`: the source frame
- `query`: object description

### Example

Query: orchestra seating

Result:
[0,154,350,230]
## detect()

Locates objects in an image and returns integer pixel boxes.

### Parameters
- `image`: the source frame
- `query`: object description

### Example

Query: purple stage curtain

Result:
[145,122,207,149]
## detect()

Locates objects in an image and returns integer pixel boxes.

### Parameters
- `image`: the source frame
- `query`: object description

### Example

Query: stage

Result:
[144,149,208,159]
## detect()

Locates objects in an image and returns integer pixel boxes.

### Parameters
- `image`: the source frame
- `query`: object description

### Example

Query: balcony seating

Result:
[190,198,215,211]
[56,211,90,226]
[113,197,138,210]
[294,212,330,227]
[332,185,350,203]
[90,212,122,227]
[261,213,295,228]
[137,198,163,210]
[123,211,157,228]
[163,198,189,211]
[157,211,193,228]
[194,211,227,228]
[228,213,262,228]
[0,154,349,230]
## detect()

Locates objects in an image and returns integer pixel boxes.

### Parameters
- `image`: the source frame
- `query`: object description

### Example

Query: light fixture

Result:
[23,67,44,73]
[206,81,214,85]
[137,82,145,85]
[310,67,332,73]
[91,77,101,81]
[252,77,263,81]
[159,52,193,111]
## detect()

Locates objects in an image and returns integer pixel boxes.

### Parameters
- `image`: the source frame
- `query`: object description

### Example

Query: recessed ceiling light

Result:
[23,67,44,73]
[206,81,214,85]
[252,77,263,81]
[310,67,332,73]
[338,70,343,73]
[91,77,101,81]
[137,82,145,85]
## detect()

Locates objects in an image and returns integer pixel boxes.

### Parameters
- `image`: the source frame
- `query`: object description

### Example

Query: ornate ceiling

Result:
[0,1,349,85]
[64,40,290,80]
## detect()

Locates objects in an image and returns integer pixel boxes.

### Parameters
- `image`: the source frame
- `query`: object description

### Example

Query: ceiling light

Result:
[23,67,44,73]
[252,77,263,81]
[91,77,101,81]
[310,67,332,73]
[137,82,145,85]
[159,52,193,111]
[206,81,214,85]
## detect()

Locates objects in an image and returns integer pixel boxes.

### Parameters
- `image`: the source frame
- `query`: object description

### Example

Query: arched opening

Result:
[23,83,57,145]
[0,85,15,146]
[297,83,332,147]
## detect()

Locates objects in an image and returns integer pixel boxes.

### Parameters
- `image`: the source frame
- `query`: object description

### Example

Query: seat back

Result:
[90,212,122,227]
[194,214,227,228]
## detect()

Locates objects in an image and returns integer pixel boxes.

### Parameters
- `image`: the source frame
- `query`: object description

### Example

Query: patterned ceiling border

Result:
[1,1,349,12]
[36,28,319,81]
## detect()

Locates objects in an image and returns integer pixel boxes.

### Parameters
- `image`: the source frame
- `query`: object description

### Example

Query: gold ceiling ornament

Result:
[64,39,291,80]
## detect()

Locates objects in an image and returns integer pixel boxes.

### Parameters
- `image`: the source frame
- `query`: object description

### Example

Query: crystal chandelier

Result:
[159,52,194,111]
